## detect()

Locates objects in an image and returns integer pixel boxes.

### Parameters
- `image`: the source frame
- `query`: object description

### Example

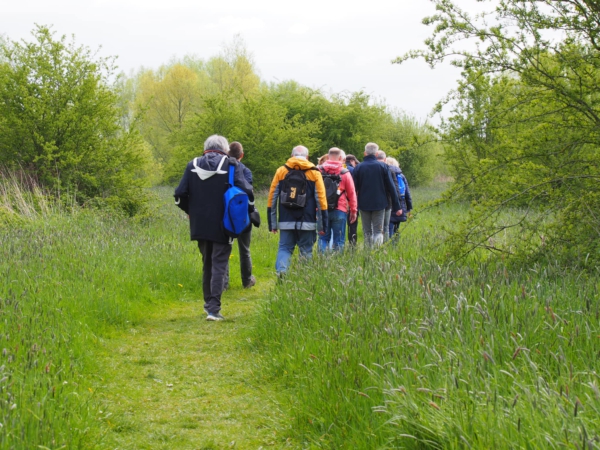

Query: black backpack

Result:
[280,165,318,209]
[320,167,348,211]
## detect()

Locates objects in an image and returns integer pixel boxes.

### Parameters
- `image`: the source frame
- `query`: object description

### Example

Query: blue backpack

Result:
[396,173,406,197]
[223,163,250,237]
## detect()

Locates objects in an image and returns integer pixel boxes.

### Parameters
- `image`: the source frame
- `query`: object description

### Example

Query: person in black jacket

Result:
[174,135,254,321]
[353,142,401,247]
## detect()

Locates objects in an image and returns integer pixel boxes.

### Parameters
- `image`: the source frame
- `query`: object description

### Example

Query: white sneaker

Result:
[206,312,225,321]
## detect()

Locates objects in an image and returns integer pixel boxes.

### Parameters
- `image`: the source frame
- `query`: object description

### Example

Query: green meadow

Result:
[1,183,599,449]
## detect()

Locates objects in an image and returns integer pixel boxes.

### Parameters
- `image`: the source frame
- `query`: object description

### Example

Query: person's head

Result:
[376,150,387,161]
[291,145,309,159]
[327,147,344,162]
[346,154,359,167]
[340,149,347,161]
[365,142,379,156]
[386,157,399,167]
[229,141,244,160]
[204,134,229,153]
[318,154,328,165]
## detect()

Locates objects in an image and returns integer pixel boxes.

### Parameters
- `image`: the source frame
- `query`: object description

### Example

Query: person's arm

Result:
[343,172,358,223]
[243,166,253,185]
[403,174,413,211]
[233,159,254,204]
[267,169,281,233]
[314,170,328,235]
[174,163,191,214]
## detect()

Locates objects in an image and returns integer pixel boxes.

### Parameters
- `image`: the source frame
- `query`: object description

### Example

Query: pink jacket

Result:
[320,160,358,215]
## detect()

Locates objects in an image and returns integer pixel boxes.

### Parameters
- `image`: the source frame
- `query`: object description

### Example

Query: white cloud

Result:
[288,23,310,35]
[207,16,266,33]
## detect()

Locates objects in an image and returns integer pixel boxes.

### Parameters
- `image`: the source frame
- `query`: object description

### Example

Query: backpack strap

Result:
[228,162,235,187]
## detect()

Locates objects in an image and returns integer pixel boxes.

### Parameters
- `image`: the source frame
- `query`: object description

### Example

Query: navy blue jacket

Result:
[239,161,253,185]
[353,155,401,212]
[174,150,254,244]
[389,166,413,223]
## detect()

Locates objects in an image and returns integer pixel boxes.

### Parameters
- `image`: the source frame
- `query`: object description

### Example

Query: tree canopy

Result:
[398,0,600,265]
[114,37,441,188]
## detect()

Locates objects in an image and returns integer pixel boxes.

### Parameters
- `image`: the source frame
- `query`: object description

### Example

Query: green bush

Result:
[0,26,151,214]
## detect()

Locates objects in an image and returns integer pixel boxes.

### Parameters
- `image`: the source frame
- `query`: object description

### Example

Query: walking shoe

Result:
[243,275,257,289]
[206,312,225,321]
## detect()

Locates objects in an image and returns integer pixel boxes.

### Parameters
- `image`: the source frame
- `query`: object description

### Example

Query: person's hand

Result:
[318,231,326,236]
[350,212,357,224]
[187,214,190,219]
[271,229,278,234]
[395,209,402,216]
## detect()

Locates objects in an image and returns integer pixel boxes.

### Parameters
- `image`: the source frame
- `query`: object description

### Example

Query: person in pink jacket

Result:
[318,147,358,252]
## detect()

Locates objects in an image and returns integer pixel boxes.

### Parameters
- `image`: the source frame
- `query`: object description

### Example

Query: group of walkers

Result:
[174,135,412,321]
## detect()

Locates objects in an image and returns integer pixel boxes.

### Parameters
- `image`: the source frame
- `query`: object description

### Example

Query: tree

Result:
[0,25,150,213]
[168,88,321,187]
[135,63,202,167]
[398,0,600,264]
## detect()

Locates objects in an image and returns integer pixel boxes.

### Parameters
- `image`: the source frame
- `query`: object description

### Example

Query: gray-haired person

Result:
[174,135,254,321]
[352,143,401,247]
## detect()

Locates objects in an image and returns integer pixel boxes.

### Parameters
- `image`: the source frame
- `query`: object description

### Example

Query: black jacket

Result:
[353,155,401,212]
[174,150,254,244]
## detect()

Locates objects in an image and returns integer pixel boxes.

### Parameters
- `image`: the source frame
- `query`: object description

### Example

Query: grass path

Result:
[93,281,295,450]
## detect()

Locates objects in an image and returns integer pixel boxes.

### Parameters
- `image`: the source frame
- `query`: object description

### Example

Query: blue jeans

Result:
[276,229,316,274]
[318,209,347,252]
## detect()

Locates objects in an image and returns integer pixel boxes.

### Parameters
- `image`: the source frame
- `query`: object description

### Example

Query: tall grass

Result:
[0,179,199,448]
[0,169,59,223]
[253,185,600,448]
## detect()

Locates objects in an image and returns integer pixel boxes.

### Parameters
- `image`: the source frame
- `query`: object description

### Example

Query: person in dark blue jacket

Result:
[174,135,254,321]
[223,141,256,290]
[352,142,401,247]
[386,157,413,238]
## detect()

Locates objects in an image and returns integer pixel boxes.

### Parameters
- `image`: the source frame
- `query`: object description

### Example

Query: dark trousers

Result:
[224,227,253,287]
[347,211,359,246]
[198,240,232,314]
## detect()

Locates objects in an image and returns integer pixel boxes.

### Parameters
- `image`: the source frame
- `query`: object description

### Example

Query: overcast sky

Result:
[2,0,466,121]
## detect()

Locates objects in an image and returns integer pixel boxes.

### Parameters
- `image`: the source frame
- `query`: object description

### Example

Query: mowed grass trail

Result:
[95,286,294,449]
[1,186,294,449]
[92,192,294,449]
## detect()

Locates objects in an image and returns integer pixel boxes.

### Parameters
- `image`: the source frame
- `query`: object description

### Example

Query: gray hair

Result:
[328,147,343,162]
[365,142,379,155]
[386,157,399,167]
[376,150,386,160]
[340,149,347,161]
[204,134,229,153]
[292,145,309,158]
